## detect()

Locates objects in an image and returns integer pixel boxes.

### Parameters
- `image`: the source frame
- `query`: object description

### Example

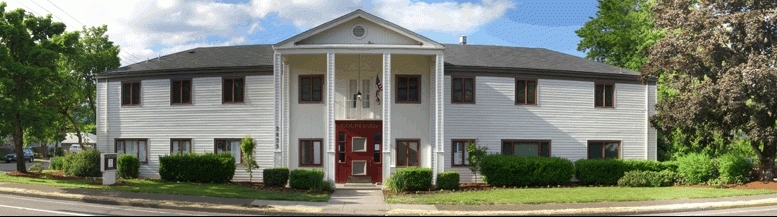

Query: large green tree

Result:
[57,25,120,147]
[576,0,662,72]
[0,3,78,172]
[643,0,777,181]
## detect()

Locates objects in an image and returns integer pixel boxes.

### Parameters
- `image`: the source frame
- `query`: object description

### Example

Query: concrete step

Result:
[337,183,383,190]
[346,175,373,183]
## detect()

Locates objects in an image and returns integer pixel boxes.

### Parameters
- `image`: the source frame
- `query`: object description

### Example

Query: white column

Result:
[282,60,290,166]
[273,53,282,168]
[430,56,437,183]
[434,54,445,183]
[382,53,392,185]
[326,53,336,184]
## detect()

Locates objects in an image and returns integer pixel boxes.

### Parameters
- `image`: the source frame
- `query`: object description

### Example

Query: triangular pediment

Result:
[275,10,443,49]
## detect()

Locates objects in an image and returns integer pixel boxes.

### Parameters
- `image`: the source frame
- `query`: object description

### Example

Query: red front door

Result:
[335,121,382,183]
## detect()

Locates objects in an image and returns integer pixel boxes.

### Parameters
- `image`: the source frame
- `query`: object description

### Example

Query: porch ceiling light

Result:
[357,91,362,99]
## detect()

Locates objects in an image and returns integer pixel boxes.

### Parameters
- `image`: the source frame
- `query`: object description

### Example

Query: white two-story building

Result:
[96,9,656,185]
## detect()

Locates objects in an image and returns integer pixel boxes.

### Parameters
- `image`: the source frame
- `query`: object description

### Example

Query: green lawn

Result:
[385,187,777,205]
[0,171,329,202]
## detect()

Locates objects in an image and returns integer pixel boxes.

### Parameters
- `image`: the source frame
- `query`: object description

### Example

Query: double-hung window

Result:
[595,83,614,107]
[300,139,323,166]
[121,81,141,106]
[396,75,421,103]
[452,140,473,166]
[171,79,192,104]
[300,75,323,103]
[223,77,245,103]
[452,77,475,103]
[516,79,537,105]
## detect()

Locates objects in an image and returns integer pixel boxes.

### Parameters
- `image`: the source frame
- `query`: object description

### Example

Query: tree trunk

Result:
[64,111,86,151]
[13,114,27,173]
[758,143,776,182]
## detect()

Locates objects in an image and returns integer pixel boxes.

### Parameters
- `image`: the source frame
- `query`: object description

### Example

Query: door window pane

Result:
[352,137,366,152]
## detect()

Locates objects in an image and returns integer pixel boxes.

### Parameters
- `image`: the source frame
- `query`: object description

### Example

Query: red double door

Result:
[335,121,382,183]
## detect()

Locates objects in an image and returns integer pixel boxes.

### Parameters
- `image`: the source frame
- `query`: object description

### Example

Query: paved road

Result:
[0,194,245,216]
[635,205,777,216]
[0,160,49,172]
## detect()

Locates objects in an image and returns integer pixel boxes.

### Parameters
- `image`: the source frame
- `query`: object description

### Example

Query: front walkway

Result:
[250,188,437,215]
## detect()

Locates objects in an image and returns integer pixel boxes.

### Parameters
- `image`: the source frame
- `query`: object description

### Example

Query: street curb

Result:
[0,187,330,216]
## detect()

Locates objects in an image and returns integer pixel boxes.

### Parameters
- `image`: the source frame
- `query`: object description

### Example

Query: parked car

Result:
[5,148,34,163]
[69,144,81,153]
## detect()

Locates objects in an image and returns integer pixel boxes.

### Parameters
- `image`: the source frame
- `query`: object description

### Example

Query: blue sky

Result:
[6,0,601,66]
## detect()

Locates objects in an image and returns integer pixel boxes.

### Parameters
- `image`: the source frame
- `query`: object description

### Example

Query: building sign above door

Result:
[339,123,381,129]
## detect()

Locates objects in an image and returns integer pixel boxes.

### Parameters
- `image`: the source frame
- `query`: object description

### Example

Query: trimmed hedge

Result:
[397,167,433,191]
[63,150,102,177]
[575,159,678,185]
[718,154,752,184]
[676,153,716,184]
[617,170,680,187]
[49,156,65,170]
[117,154,140,179]
[289,169,325,190]
[436,171,460,190]
[481,155,574,187]
[263,167,290,187]
[159,152,236,183]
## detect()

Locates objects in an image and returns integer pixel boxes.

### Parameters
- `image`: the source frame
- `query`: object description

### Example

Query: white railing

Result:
[335,97,382,120]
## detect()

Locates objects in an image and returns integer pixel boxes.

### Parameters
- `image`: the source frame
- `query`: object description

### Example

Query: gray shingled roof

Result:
[100,44,274,76]
[99,43,639,77]
[442,44,640,76]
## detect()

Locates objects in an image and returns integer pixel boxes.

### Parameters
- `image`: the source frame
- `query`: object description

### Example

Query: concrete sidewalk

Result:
[1,182,777,216]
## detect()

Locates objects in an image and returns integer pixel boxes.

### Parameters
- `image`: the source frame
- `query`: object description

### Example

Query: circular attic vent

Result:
[352,25,366,39]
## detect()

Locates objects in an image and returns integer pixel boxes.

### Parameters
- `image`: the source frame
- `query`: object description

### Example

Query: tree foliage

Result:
[0,3,78,172]
[466,141,487,183]
[57,25,120,148]
[576,0,664,72]
[241,135,259,182]
[643,0,777,181]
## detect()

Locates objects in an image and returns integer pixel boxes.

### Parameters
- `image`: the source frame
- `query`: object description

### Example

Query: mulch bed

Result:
[674,181,777,191]
[7,170,84,181]
[229,181,334,195]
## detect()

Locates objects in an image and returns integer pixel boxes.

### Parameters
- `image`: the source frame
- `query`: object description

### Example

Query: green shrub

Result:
[159,152,236,183]
[617,170,679,187]
[28,162,44,173]
[49,156,65,170]
[481,155,574,187]
[717,154,752,184]
[33,152,41,159]
[676,152,716,184]
[576,159,675,185]
[117,154,140,179]
[288,169,325,191]
[396,167,433,191]
[263,167,290,187]
[63,150,102,177]
[60,154,75,174]
[436,171,460,190]
[660,161,680,173]
[385,172,406,193]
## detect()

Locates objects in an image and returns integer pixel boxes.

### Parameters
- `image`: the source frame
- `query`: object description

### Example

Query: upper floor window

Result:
[300,75,323,103]
[171,79,192,104]
[588,141,620,159]
[396,75,421,103]
[223,77,244,103]
[595,83,614,107]
[452,77,475,103]
[516,79,537,105]
[121,81,141,106]
[501,140,550,157]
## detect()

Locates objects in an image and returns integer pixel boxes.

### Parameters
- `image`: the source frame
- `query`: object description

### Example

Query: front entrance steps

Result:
[337,183,382,190]
[347,175,372,183]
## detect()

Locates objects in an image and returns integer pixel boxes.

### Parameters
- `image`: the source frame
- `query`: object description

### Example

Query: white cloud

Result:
[4,0,515,66]
[373,0,516,33]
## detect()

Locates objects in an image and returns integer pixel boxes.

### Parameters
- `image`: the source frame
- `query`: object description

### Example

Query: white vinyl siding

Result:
[98,75,274,182]
[444,76,655,183]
